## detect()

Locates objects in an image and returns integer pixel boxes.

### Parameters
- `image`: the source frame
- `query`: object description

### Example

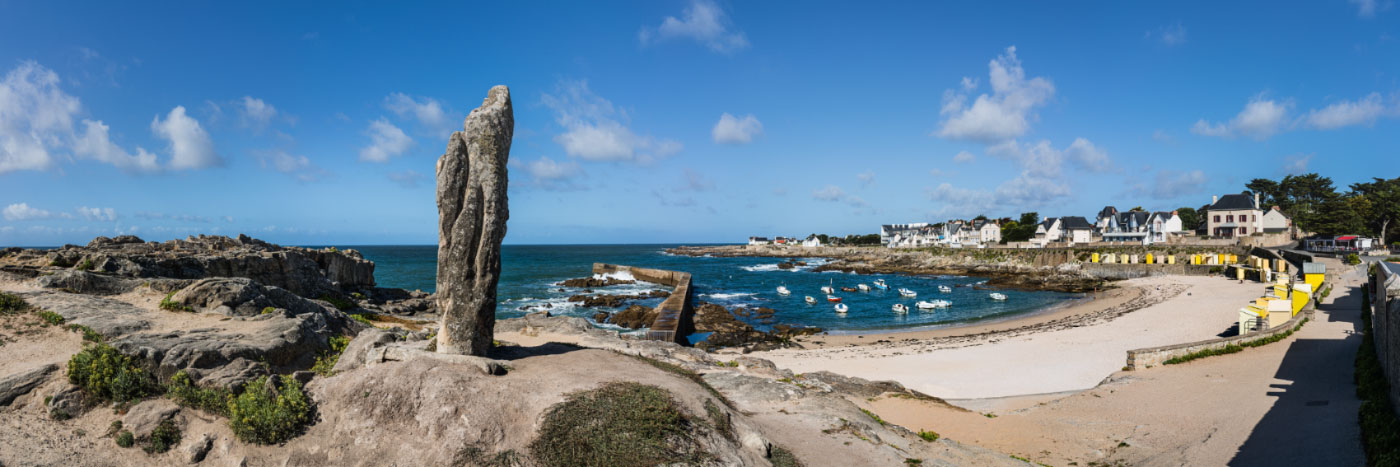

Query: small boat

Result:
[821,285,835,294]
[938,285,953,293]
[872,279,888,289]
[840,286,858,293]
[858,283,871,292]
[834,303,849,313]
[916,300,951,310]
[776,285,791,295]
[804,296,817,304]
[891,303,909,313]
[898,288,917,298]
[827,295,842,303]
[989,293,1008,301]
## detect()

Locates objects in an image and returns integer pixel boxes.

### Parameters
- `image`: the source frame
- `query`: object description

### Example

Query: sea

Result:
[343,244,1082,335]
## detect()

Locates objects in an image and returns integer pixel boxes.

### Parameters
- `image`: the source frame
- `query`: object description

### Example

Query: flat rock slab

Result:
[123,399,182,438]
[114,312,336,385]
[16,291,152,338]
[0,364,58,406]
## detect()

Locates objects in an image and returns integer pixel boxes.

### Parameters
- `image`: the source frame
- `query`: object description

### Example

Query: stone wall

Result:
[1125,302,1315,370]
[1079,263,1216,281]
[1371,262,1400,414]
[593,263,694,344]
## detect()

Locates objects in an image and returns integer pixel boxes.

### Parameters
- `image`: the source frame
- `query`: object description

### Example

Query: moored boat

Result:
[916,299,951,310]
[989,292,1008,301]
[840,286,858,293]
[857,283,871,292]
[827,295,842,303]
[776,285,791,295]
[891,303,909,313]
[834,303,849,313]
[872,279,889,290]
[898,288,917,298]
[804,295,817,304]
[938,285,952,293]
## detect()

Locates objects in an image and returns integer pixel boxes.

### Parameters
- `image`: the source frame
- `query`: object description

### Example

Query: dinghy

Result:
[916,300,951,310]
[840,286,858,293]
[891,303,909,313]
[826,295,842,303]
[989,292,1008,301]
[898,288,917,298]
[834,303,849,313]
[938,285,953,293]
[857,283,871,292]
[776,285,791,295]
[804,296,817,304]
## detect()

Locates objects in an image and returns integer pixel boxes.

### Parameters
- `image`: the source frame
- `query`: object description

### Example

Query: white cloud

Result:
[0,61,79,173]
[386,170,428,188]
[239,96,277,130]
[812,185,847,202]
[1151,22,1187,46]
[1350,0,1381,17]
[384,92,456,136]
[1191,94,1291,140]
[1126,169,1207,200]
[1283,153,1314,175]
[1304,93,1389,129]
[152,106,222,169]
[929,168,947,177]
[1063,137,1112,172]
[982,137,1113,178]
[640,0,749,53]
[926,173,1072,218]
[254,149,325,182]
[3,203,54,221]
[711,113,763,144]
[936,46,1055,143]
[359,118,413,162]
[856,170,876,187]
[509,156,586,191]
[542,80,681,163]
[73,119,160,172]
[952,150,976,164]
[77,206,117,221]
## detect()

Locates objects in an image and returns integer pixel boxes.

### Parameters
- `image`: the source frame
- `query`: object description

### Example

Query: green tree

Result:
[1278,173,1338,233]
[973,214,988,221]
[1017,212,1039,225]
[1129,206,1144,212]
[1350,177,1400,245]
[1246,178,1283,208]
[1175,207,1200,231]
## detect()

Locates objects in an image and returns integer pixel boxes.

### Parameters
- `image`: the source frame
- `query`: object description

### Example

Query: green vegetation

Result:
[319,294,354,311]
[1356,287,1400,466]
[310,335,351,376]
[1387,257,1400,263]
[66,323,103,343]
[1348,254,1363,265]
[326,247,338,253]
[348,313,374,326]
[623,352,733,409]
[1164,318,1309,365]
[705,399,733,440]
[36,309,66,326]
[261,306,277,314]
[860,408,887,426]
[0,292,28,313]
[350,292,365,300]
[1246,174,1400,243]
[918,430,940,442]
[66,343,156,403]
[769,446,803,467]
[530,382,709,467]
[166,370,231,416]
[1321,284,1334,299]
[227,375,314,444]
[144,420,181,454]
[115,430,135,448]
[159,291,193,312]
[77,258,94,271]
[999,212,1041,243]
[1175,207,1200,231]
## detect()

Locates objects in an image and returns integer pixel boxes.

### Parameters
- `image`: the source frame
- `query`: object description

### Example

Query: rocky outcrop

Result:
[0,364,58,405]
[435,85,512,356]
[170,277,341,317]
[36,270,190,295]
[17,291,153,338]
[0,234,375,297]
[605,304,660,329]
[559,276,637,288]
[567,289,669,308]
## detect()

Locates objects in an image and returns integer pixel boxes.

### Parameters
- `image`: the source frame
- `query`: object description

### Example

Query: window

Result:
[1227,215,1234,222]
[1214,215,1221,222]
[1239,227,1247,234]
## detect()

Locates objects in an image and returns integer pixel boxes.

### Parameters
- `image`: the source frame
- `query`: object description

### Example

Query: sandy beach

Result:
[749,274,1269,399]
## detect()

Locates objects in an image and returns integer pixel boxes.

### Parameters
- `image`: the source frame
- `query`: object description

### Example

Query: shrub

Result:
[770,445,803,467]
[530,382,708,466]
[310,335,351,377]
[144,420,181,454]
[66,324,103,343]
[918,430,940,442]
[159,292,193,312]
[116,430,135,448]
[0,292,28,313]
[348,313,374,327]
[261,306,277,314]
[36,310,66,326]
[1346,253,1361,265]
[67,343,156,403]
[77,258,95,271]
[166,370,230,416]
[227,375,313,444]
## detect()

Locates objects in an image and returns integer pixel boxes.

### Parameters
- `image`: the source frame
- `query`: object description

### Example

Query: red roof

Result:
[1337,235,1357,241]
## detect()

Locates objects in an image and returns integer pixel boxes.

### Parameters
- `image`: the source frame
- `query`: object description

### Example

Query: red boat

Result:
[826,295,842,303]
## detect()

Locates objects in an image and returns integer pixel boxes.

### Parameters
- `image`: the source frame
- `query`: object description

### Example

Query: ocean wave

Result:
[592,270,637,281]
[702,292,758,300]
[740,264,780,272]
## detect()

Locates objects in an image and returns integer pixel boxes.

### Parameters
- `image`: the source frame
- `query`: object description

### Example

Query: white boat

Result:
[834,303,849,313]
[804,296,816,304]
[891,303,909,313]
[857,284,871,292]
[898,288,917,298]
[872,279,889,290]
[916,300,951,310]
[938,285,953,293]
[776,285,791,295]
[821,285,835,294]
[989,292,1008,301]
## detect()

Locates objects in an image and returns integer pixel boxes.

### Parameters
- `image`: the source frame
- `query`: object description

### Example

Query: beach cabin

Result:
[1303,262,1326,291]
[1291,282,1313,315]
[1263,297,1292,327]
[1239,305,1265,334]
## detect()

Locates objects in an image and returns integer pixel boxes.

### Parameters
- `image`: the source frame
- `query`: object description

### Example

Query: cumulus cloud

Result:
[1191,94,1292,140]
[983,137,1114,178]
[73,119,160,172]
[639,0,749,53]
[384,92,457,136]
[3,203,55,221]
[1126,169,1207,200]
[77,206,117,221]
[952,151,976,164]
[711,113,763,144]
[1304,93,1390,129]
[359,118,413,162]
[152,106,223,169]
[0,61,80,173]
[936,46,1055,143]
[542,80,681,164]
[254,149,326,182]
[239,96,277,130]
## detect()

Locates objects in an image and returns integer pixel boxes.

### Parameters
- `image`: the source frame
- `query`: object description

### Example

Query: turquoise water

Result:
[343,244,1081,333]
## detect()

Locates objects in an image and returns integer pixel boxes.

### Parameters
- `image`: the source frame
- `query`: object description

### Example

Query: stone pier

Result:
[592,263,694,345]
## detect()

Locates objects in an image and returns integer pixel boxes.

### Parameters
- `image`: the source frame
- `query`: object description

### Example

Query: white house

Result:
[747,236,770,246]
[801,235,823,248]
[1261,206,1291,234]
[1146,211,1183,244]
[1033,218,1063,246]
[1094,206,1119,231]
[1205,192,1264,238]
[973,219,1001,244]
[1060,216,1095,244]
[881,223,929,246]
[1101,210,1150,244]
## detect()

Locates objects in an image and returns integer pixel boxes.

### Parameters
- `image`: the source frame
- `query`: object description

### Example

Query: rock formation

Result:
[435,85,512,356]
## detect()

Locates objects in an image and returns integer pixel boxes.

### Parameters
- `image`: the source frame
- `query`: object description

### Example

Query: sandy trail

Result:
[756,275,1267,399]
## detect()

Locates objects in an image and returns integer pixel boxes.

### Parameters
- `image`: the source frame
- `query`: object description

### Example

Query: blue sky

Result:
[1,1,1397,246]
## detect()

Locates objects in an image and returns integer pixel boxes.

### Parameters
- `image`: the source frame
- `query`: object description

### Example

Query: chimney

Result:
[1254,192,1260,209]
[1212,195,1218,204]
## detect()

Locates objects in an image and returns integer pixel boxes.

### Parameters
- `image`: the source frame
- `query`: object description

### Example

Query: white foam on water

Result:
[702,292,758,300]
[592,270,637,281]
[740,264,780,272]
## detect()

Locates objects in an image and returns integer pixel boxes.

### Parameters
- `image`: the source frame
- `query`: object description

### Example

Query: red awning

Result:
[1337,235,1357,241]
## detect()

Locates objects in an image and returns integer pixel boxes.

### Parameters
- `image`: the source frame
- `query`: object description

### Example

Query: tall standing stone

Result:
[435,86,511,356]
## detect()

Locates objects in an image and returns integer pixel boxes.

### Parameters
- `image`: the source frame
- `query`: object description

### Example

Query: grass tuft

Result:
[166,370,231,416]
[115,430,134,448]
[310,335,351,376]
[918,430,940,442]
[530,382,709,467]
[770,445,803,467]
[159,291,193,312]
[0,292,29,313]
[36,310,66,326]
[144,420,181,454]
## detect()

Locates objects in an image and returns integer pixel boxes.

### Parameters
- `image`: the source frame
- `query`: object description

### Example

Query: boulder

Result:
[46,385,86,420]
[170,277,338,316]
[607,304,659,329]
[184,433,214,464]
[0,364,58,405]
[122,399,182,440]
[16,291,152,338]
[332,328,397,374]
[113,311,346,386]
[435,85,512,356]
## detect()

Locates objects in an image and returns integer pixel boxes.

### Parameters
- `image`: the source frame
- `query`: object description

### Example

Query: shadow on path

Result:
[1228,284,1365,466]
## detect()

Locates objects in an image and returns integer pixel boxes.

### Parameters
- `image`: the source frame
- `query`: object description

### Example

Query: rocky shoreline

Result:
[666,244,1110,293]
